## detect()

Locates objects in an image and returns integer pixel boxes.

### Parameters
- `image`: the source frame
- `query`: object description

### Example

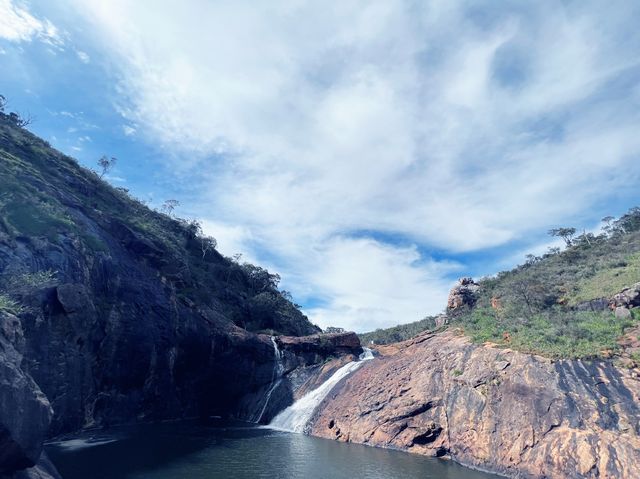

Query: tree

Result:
[524,254,540,266]
[200,235,217,259]
[548,227,576,247]
[97,156,117,179]
[161,199,180,216]
[0,95,6,113]
[8,111,34,128]
[241,264,281,291]
[510,278,547,317]
[615,207,640,234]
[601,216,615,235]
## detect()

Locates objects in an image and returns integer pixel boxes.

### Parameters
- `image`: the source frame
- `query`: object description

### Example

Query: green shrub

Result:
[0,294,24,314]
[3,270,57,291]
[359,316,438,345]
[455,307,636,359]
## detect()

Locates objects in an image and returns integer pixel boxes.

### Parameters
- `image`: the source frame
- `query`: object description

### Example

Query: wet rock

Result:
[10,454,61,479]
[309,331,640,479]
[234,334,362,423]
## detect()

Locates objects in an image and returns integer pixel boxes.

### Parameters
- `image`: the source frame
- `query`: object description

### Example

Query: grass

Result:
[4,201,75,238]
[570,252,640,304]
[459,308,637,359]
[81,233,109,253]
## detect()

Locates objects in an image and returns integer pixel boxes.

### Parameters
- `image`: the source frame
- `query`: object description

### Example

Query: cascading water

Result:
[268,348,374,433]
[254,336,285,423]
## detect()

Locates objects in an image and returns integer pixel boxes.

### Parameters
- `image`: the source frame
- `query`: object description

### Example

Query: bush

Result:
[456,307,636,359]
[0,294,24,315]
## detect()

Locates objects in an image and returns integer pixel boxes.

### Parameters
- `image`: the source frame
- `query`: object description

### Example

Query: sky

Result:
[1,0,640,332]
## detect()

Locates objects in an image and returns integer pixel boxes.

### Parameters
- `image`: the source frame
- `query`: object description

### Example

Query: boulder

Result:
[615,306,632,319]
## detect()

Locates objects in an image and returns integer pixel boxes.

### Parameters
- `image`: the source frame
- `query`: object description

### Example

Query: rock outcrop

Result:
[447,277,480,312]
[609,282,640,319]
[309,330,640,479]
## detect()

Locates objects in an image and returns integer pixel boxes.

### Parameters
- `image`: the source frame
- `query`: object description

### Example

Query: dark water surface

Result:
[47,421,499,479]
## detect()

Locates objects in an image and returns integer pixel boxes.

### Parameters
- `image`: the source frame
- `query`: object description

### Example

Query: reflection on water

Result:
[47,421,499,479]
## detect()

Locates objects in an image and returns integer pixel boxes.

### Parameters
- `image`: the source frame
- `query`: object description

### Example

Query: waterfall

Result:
[269,348,374,433]
[254,336,285,423]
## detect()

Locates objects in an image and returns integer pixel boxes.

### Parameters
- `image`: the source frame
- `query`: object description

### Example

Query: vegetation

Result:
[359,316,438,345]
[0,101,318,336]
[457,308,634,359]
[361,208,640,358]
[97,155,117,179]
[0,294,24,315]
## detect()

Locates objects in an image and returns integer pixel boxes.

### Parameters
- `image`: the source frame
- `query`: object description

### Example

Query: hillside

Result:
[0,110,356,478]
[0,112,318,337]
[359,315,438,345]
[360,210,640,358]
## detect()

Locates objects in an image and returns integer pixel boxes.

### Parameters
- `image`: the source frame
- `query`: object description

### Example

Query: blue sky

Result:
[1,0,640,332]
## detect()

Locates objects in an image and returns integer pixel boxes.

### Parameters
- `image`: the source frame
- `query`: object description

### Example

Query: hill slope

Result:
[0,111,346,478]
[361,209,640,358]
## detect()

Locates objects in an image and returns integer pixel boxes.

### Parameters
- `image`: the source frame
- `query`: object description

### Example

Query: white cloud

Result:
[67,0,640,330]
[0,0,63,46]
[121,124,136,136]
[302,237,460,331]
[200,219,255,260]
[76,50,90,63]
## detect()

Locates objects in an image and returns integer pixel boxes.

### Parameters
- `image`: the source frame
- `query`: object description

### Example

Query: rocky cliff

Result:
[0,115,360,477]
[309,330,640,478]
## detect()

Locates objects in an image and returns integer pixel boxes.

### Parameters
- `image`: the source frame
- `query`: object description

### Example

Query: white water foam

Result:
[254,336,285,423]
[48,437,119,451]
[269,348,374,433]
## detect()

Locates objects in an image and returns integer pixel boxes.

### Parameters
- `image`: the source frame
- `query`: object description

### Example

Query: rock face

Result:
[0,312,53,477]
[234,332,362,423]
[447,277,480,312]
[278,332,361,361]
[309,331,640,479]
